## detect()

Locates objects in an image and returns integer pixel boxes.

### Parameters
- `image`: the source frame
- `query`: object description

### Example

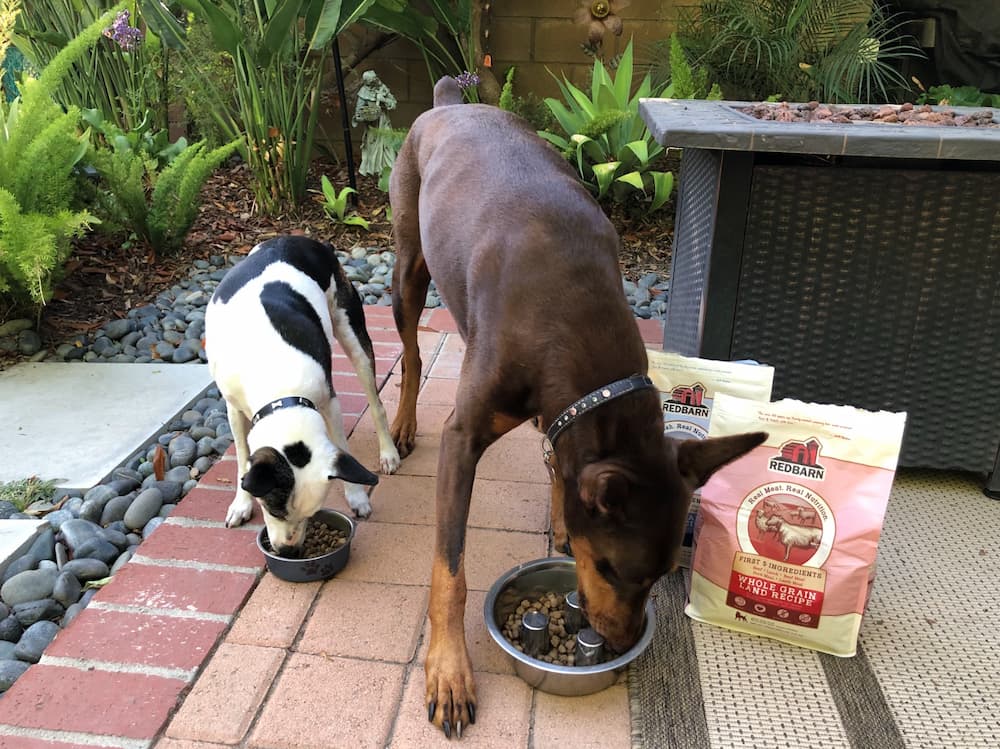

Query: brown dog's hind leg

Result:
[389,141,430,459]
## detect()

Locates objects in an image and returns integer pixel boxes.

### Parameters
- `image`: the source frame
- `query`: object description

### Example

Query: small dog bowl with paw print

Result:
[256,508,355,582]
[484,557,655,696]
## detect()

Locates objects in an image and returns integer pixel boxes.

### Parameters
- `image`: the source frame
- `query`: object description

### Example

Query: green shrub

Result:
[0,4,117,308]
[13,0,167,134]
[916,83,1000,108]
[498,65,557,132]
[538,40,673,214]
[674,0,923,103]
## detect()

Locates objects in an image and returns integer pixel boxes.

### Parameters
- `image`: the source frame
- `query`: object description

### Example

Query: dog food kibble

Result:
[264,519,348,558]
[301,519,348,557]
[501,592,612,666]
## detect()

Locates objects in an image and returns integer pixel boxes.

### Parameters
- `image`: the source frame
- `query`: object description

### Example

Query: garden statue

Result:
[352,70,398,177]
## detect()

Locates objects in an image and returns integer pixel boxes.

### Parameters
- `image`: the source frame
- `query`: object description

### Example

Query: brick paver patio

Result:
[0,307,663,748]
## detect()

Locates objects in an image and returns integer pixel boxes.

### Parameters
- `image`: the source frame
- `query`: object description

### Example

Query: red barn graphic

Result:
[671,383,705,406]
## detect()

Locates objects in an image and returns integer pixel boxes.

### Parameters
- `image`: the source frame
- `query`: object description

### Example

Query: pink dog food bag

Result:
[686,394,906,657]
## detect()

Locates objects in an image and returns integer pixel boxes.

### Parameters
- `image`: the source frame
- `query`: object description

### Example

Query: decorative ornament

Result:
[574,0,630,46]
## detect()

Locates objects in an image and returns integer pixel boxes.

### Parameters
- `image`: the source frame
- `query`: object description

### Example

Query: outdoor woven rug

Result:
[629,469,1000,748]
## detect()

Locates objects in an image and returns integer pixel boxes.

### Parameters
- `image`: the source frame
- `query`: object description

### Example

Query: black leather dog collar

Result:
[251,396,318,426]
[545,374,655,447]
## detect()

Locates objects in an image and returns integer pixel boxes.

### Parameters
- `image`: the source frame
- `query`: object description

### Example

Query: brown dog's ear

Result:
[579,461,632,517]
[676,432,768,490]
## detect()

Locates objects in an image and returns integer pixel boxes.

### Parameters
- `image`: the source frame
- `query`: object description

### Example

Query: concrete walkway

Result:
[0,306,665,748]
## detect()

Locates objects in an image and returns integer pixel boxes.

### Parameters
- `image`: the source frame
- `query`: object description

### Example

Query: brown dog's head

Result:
[562,431,766,651]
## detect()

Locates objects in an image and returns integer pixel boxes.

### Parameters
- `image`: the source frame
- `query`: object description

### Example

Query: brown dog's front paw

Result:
[390,417,417,459]
[425,648,477,738]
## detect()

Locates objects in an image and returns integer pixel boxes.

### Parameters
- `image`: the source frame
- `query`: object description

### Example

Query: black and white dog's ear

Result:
[329,452,379,486]
[242,461,277,497]
[242,446,285,497]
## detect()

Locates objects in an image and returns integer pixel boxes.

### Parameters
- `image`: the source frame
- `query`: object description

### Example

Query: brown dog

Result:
[389,77,766,738]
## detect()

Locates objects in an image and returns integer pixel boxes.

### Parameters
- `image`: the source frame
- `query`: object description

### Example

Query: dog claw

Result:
[468,703,476,724]
[428,700,436,722]
[457,721,463,739]
[443,720,452,739]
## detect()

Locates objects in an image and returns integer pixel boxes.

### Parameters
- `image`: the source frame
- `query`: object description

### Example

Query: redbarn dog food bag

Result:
[686,394,906,657]
[647,350,774,567]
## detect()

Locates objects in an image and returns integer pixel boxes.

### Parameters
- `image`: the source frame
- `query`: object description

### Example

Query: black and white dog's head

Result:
[243,409,377,556]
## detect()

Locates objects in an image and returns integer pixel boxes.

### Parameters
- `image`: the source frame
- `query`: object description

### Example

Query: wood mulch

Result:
[3,156,673,368]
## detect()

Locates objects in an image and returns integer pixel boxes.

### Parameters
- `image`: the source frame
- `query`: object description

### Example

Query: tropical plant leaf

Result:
[592,161,620,198]
[649,170,675,213]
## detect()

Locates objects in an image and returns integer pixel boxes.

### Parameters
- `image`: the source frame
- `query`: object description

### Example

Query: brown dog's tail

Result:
[433,76,464,107]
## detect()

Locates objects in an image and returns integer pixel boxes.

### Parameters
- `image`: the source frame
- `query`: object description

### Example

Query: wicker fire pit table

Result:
[639,99,1000,495]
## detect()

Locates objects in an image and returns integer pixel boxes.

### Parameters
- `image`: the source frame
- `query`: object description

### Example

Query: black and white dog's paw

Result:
[226,494,255,528]
[345,485,373,519]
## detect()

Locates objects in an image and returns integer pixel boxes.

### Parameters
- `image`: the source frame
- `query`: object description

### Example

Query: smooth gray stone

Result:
[172,341,200,363]
[110,548,135,575]
[0,603,7,619]
[182,479,198,495]
[63,496,84,515]
[168,435,197,467]
[107,476,141,495]
[0,615,23,642]
[72,538,119,566]
[0,642,15,660]
[27,529,55,563]
[638,271,660,288]
[83,485,118,506]
[18,330,42,355]
[180,410,203,426]
[105,520,128,535]
[99,528,129,550]
[124,488,164,531]
[113,466,143,484]
[190,427,215,441]
[104,318,133,340]
[37,561,57,571]
[158,503,176,518]
[143,481,181,504]
[1,568,58,607]
[91,336,115,356]
[14,620,59,663]
[0,319,32,336]
[100,495,133,527]
[55,542,68,569]
[162,329,184,345]
[211,436,233,453]
[154,341,176,359]
[125,533,142,546]
[52,571,82,608]
[164,466,191,483]
[142,516,165,538]
[59,518,101,551]
[1,556,35,585]
[78,499,104,524]
[45,509,75,531]
[61,602,84,628]
[195,439,215,460]
[0,659,30,691]
[12,599,64,626]
[0,501,18,519]
[80,589,98,607]
[61,558,109,582]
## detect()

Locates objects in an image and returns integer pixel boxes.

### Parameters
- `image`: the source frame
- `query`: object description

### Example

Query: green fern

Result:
[0,4,120,307]
[498,66,516,111]
[0,188,94,304]
[146,139,240,255]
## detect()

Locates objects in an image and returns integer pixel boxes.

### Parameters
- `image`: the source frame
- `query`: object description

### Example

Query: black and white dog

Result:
[205,236,400,555]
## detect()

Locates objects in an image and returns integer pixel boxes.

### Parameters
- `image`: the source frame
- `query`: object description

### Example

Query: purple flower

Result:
[103,10,143,51]
[454,71,480,90]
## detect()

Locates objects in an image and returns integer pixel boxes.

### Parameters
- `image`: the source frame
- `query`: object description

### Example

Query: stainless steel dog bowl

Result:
[484,557,655,696]
[256,508,355,583]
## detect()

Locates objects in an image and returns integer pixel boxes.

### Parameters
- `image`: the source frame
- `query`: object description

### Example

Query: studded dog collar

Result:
[251,396,318,426]
[544,374,655,450]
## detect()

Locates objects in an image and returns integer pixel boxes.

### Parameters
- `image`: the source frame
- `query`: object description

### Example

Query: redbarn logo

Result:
[768,438,826,480]
[663,383,710,418]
